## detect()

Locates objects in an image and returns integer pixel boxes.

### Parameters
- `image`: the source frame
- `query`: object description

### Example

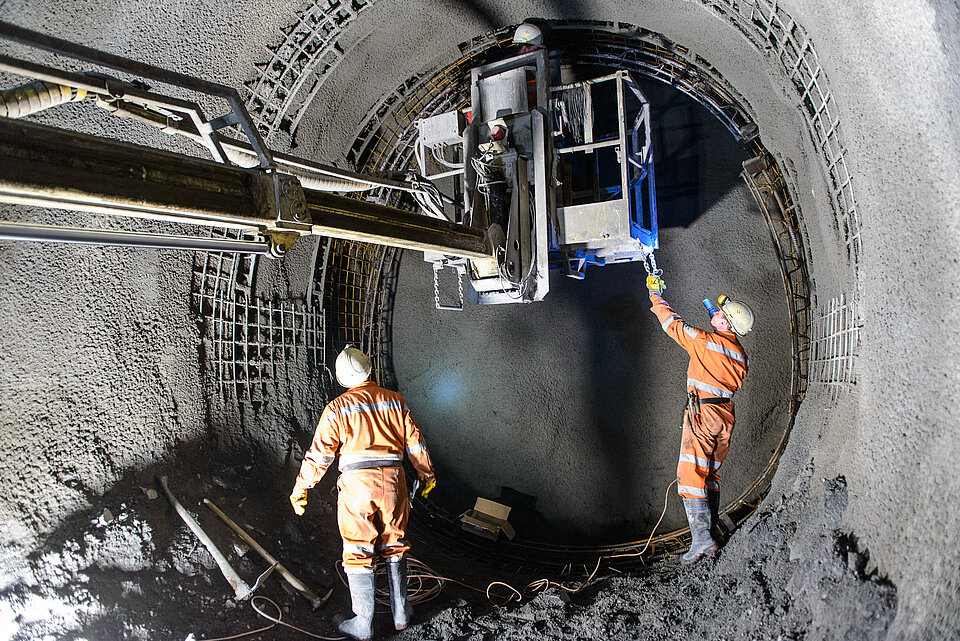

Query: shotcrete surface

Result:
[0,0,956,639]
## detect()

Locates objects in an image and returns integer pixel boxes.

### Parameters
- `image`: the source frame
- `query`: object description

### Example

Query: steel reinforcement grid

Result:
[246,0,370,143]
[698,0,862,280]
[808,293,859,399]
[191,230,327,407]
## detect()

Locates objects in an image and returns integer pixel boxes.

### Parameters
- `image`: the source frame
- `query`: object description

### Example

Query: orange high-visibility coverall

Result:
[293,381,436,574]
[650,293,748,500]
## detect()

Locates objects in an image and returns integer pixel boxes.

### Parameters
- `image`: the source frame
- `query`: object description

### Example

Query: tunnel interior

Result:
[1,1,958,639]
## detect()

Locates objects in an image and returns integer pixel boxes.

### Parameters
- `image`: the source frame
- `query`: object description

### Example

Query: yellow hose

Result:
[0,80,87,118]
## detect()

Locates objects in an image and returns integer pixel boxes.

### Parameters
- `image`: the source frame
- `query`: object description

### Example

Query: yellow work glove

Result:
[420,479,437,499]
[289,488,308,516]
[646,274,665,296]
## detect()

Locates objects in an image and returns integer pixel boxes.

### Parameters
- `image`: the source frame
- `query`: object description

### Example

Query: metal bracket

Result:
[252,172,311,258]
[206,112,241,132]
[263,229,301,259]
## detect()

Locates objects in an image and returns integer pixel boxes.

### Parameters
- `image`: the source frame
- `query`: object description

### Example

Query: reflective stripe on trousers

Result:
[676,401,735,499]
[337,466,410,569]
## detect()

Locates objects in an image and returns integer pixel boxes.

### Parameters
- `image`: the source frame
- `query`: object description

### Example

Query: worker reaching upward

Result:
[646,274,753,563]
[289,346,437,641]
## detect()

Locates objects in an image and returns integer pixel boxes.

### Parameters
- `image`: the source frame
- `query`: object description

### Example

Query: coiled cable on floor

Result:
[206,480,680,639]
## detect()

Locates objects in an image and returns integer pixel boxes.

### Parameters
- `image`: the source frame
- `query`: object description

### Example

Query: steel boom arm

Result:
[0,117,489,259]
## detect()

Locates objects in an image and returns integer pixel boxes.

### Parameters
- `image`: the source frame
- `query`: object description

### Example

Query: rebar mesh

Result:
[191,230,328,405]
[809,293,859,398]
[246,0,370,143]
[324,237,396,383]
[698,0,862,273]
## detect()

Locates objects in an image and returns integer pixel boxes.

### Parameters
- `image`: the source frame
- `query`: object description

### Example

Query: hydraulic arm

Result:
[0,20,489,261]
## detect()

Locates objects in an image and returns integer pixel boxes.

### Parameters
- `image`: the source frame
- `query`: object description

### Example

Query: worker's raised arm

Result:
[650,292,704,350]
[401,402,436,484]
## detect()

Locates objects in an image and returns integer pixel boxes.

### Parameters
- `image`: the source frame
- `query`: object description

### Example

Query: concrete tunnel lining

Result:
[0,0,957,638]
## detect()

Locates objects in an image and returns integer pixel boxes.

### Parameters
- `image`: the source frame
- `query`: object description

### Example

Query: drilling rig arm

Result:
[0,118,489,259]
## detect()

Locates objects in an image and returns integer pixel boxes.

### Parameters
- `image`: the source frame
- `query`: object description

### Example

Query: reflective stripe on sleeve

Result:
[677,484,708,498]
[339,400,404,416]
[339,452,403,471]
[405,442,426,455]
[687,378,734,398]
[304,452,334,467]
[684,326,699,340]
[662,315,680,331]
[705,340,746,363]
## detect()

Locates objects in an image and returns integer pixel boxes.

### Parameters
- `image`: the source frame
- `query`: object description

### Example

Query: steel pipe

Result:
[0,221,270,254]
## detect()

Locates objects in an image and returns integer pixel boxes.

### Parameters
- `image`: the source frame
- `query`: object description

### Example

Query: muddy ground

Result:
[3,425,896,641]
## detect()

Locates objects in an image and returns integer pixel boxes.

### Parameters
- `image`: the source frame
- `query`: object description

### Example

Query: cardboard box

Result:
[460,497,516,541]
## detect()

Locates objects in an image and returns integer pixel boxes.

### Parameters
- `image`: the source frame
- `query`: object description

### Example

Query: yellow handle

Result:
[646,274,665,294]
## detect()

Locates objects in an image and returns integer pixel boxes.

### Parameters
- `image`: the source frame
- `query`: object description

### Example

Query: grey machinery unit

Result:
[415,47,659,307]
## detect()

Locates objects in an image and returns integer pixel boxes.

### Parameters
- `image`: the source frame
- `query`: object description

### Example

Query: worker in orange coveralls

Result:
[289,346,436,641]
[646,274,753,563]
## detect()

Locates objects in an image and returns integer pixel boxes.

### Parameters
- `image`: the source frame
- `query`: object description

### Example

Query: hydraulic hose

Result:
[0,80,86,118]
[221,145,375,193]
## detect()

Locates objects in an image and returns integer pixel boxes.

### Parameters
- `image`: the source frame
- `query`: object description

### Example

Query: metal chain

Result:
[643,252,661,276]
[433,262,464,311]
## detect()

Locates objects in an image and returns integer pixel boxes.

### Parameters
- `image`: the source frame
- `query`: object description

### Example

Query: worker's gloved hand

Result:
[646,274,665,296]
[289,488,308,516]
[420,478,437,499]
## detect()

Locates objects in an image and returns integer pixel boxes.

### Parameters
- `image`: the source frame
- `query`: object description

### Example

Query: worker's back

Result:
[325,381,421,470]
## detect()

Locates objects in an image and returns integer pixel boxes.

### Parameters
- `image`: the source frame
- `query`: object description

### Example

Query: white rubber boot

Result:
[707,490,725,544]
[386,556,413,630]
[682,497,717,564]
[338,570,375,641]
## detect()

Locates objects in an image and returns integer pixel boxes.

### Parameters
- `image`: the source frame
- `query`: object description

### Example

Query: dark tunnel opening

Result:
[327,23,807,569]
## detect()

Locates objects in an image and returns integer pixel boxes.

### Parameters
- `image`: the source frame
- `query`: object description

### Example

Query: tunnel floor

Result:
[391,75,793,546]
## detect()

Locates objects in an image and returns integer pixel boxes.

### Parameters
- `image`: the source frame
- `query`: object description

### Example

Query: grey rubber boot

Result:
[707,490,725,544]
[338,571,375,641]
[386,556,413,630]
[682,497,717,564]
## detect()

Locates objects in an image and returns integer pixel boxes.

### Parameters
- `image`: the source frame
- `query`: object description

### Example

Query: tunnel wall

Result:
[0,0,956,637]
[0,0,299,588]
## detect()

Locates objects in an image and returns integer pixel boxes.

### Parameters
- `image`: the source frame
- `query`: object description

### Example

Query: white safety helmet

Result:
[512,23,544,47]
[718,295,755,336]
[335,346,372,388]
